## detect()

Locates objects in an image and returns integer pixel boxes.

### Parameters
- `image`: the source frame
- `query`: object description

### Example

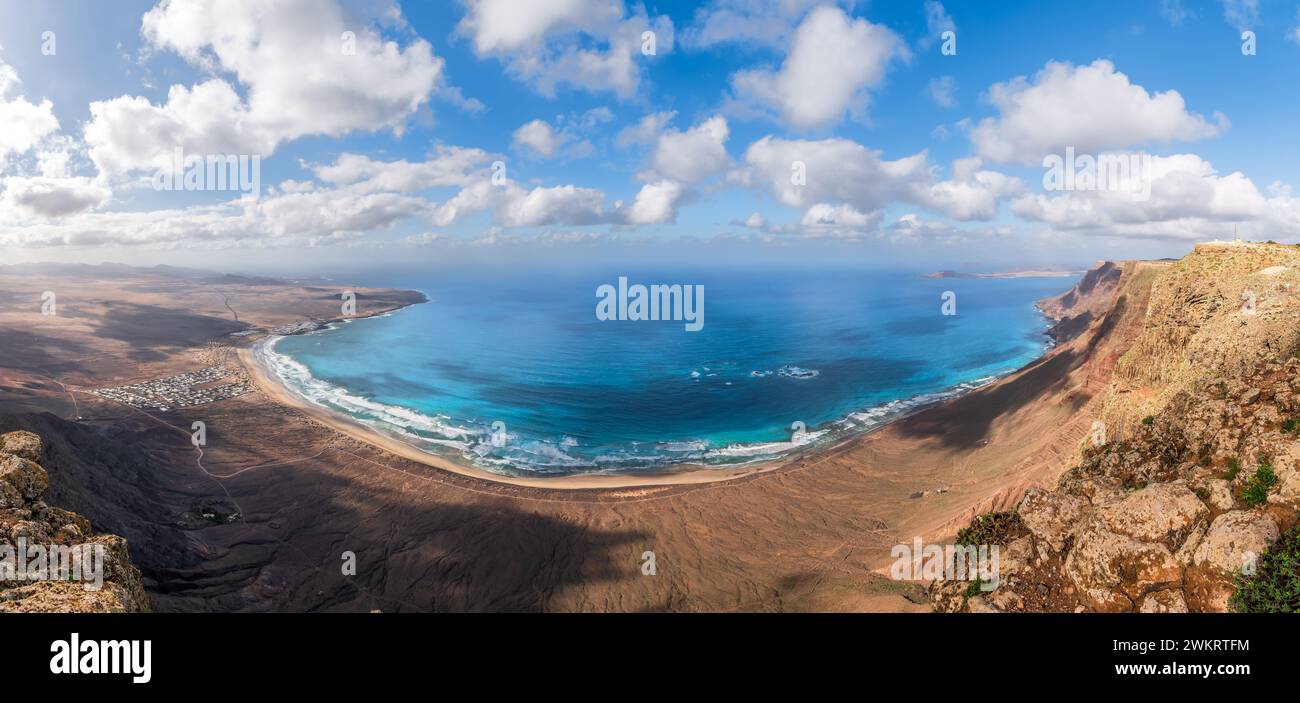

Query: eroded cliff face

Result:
[933,242,1300,612]
[0,430,150,612]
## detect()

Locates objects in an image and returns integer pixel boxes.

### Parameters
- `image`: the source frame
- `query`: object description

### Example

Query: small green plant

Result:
[1223,457,1241,481]
[1141,415,1155,426]
[1230,524,1300,612]
[1240,463,1278,507]
[955,511,1025,547]
[1195,487,1211,500]
[1283,417,1299,434]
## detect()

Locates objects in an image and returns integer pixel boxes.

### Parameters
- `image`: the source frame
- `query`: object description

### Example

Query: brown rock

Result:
[0,454,48,502]
[1139,589,1189,613]
[1065,515,1182,611]
[1018,488,1088,553]
[1097,482,1208,548]
[0,431,43,462]
[1186,510,1279,612]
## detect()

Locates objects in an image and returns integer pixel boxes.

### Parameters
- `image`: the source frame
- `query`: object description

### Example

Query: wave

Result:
[258,338,1015,478]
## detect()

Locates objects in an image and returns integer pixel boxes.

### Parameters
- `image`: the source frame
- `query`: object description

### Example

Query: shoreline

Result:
[237,297,1060,492]
[238,345,805,489]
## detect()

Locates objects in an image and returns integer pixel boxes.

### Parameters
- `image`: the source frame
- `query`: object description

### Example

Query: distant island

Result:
[924,268,1084,279]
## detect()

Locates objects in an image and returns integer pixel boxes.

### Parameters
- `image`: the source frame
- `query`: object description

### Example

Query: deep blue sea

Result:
[259,267,1074,477]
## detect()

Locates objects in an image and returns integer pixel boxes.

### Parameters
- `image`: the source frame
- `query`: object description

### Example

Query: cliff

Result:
[0,430,150,612]
[932,242,1300,612]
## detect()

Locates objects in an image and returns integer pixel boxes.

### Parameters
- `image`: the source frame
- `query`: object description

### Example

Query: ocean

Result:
[258,266,1073,477]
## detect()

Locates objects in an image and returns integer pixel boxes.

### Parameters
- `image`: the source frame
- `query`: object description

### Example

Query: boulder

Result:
[1186,511,1279,611]
[1065,515,1182,611]
[1018,488,1088,553]
[1096,482,1208,548]
[0,431,43,462]
[0,454,48,502]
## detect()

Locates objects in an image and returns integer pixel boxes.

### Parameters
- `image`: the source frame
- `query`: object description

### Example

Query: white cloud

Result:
[1222,0,1258,31]
[916,157,1024,220]
[457,0,673,98]
[730,6,907,130]
[457,0,623,53]
[919,1,955,49]
[0,59,61,168]
[309,147,492,193]
[617,110,676,146]
[513,119,564,157]
[622,179,685,224]
[646,116,730,183]
[511,109,612,158]
[681,0,841,49]
[970,59,1224,164]
[1008,152,1300,240]
[1,176,110,217]
[85,0,444,178]
[927,75,956,108]
[743,212,766,228]
[740,135,1018,222]
[802,202,877,228]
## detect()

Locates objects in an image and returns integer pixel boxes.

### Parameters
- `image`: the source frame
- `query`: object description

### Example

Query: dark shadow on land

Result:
[95,301,249,362]
[0,411,648,613]
[894,296,1127,450]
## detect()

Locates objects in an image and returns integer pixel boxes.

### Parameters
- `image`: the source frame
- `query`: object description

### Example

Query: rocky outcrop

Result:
[932,243,1300,612]
[0,431,150,612]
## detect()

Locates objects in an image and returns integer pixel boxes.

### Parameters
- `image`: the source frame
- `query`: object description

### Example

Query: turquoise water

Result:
[260,267,1072,477]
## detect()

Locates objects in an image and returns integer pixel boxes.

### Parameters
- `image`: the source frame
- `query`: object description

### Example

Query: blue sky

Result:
[2,0,1299,273]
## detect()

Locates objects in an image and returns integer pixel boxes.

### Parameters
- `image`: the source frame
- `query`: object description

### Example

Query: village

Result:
[90,366,250,412]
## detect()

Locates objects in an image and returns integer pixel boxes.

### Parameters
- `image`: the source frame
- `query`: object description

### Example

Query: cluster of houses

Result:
[91,366,249,411]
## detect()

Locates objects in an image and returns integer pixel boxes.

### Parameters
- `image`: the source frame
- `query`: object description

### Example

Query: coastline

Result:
[236,290,1061,492]
[237,345,810,489]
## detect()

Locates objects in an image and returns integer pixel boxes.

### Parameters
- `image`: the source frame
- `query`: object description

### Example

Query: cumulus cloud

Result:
[1221,0,1258,31]
[681,0,843,49]
[739,135,1020,222]
[0,59,61,168]
[970,59,1225,165]
[513,119,564,157]
[622,179,685,224]
[919,1,955,49]
[1,177,110,217]
[309,147,492,193]
[85,0,445,178]
[457,0,673,98]
[617,110,676,146]
[730,6,907,130]
[1010,152,1280,239]
[646,116,731,183]
[927,75,957,108]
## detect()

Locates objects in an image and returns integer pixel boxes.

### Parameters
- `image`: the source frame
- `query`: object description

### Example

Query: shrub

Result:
[1141,415,1155,426]
[1223,457,1241,481]
[955,511,1025,547]
[1283,417,1299,434]
[1230,524,1300,613]
[1240,463,1279,507]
